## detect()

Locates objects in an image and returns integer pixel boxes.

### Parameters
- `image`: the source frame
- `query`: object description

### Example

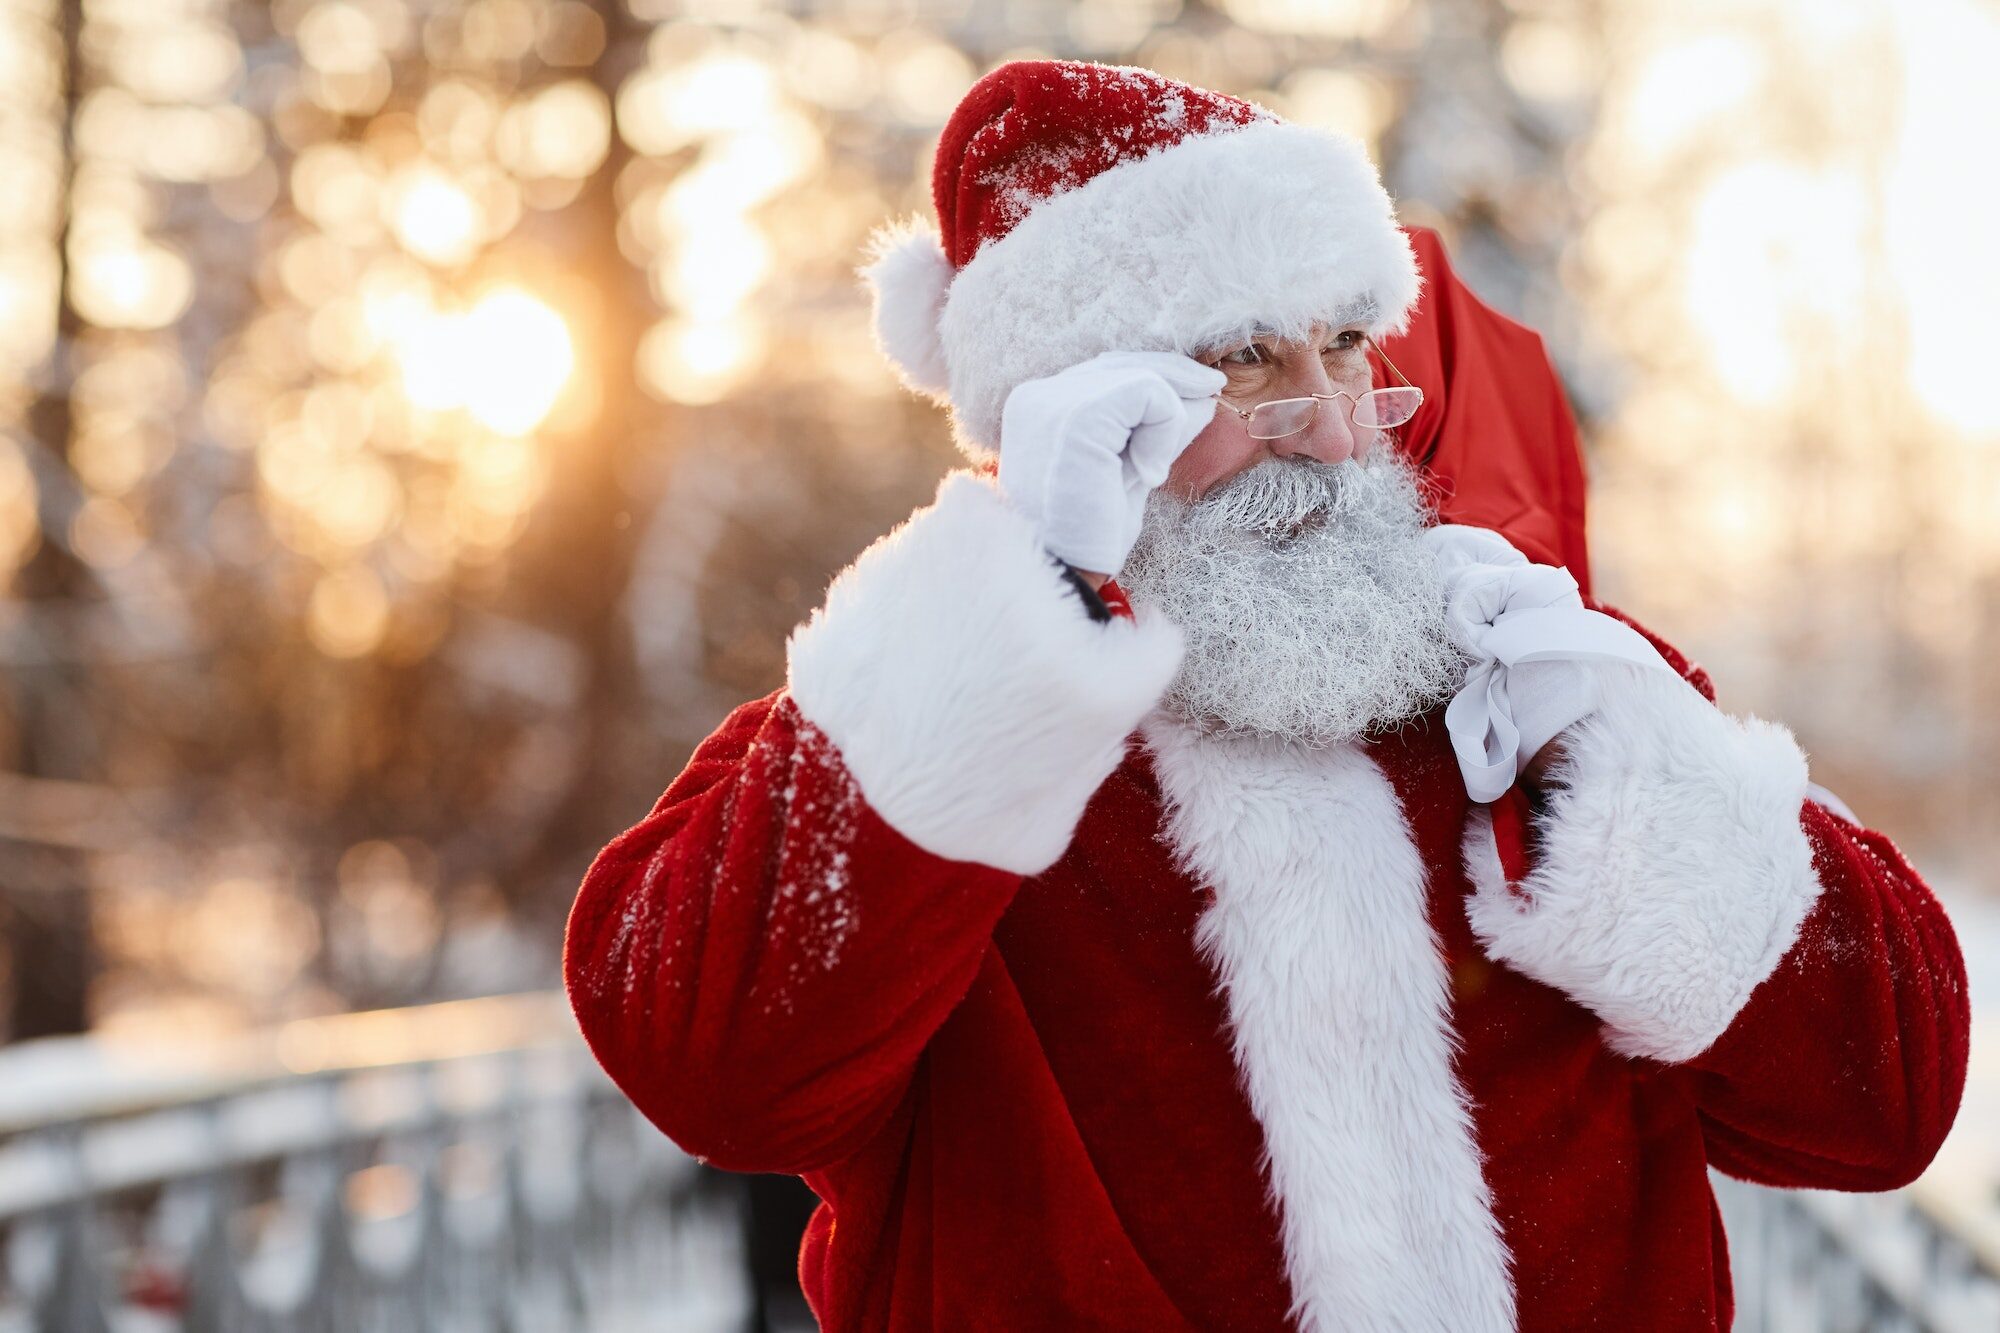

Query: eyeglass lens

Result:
[1244,387,1424,440]
[1355,387,1422,429]
[1245,398,1318,439]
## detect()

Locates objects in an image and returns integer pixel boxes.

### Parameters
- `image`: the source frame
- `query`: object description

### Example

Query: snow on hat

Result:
[861,59,1423,459]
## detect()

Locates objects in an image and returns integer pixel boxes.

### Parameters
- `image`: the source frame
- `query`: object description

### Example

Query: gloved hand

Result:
[1424,524,1676,803]
[998,350,1226,578]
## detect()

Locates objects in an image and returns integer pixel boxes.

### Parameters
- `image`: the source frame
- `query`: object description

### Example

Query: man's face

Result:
[1165,322,1380,501]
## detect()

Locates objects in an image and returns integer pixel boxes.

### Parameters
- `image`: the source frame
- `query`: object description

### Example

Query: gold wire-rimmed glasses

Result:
[1209,336,1424,440]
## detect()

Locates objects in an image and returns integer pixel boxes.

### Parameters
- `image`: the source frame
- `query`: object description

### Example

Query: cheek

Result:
[1165,412,1264,500]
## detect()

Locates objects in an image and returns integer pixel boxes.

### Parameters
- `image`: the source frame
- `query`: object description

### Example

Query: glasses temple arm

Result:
[1365,336,1418,390]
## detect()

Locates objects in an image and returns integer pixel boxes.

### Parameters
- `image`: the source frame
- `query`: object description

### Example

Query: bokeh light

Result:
[388,165,483,265]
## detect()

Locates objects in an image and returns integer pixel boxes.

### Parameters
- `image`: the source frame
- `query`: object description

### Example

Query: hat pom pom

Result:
[860,221,954,401]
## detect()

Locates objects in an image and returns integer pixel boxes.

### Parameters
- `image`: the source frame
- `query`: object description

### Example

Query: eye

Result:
[1323,329,1366,355]
[1218,344,1267,368]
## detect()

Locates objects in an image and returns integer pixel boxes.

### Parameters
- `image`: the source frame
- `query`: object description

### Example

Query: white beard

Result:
[1118,450,1466,747]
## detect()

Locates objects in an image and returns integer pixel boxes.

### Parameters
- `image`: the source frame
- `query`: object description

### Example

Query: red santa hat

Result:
[862,59,1423,459]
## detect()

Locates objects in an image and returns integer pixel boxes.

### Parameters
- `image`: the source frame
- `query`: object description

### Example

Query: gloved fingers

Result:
[1042,522,1128,579]
[1424,523,1529,571]
[1123,393,1217,488]
[1036,434,1125,569]
[1440,561,1585,651]
[1440,574,1513,655]
[1065,350,1227,400]
[997,351,1229,577]
[1505,659,1604,766]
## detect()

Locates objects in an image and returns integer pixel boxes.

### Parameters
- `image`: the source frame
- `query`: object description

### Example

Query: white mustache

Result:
[1195,457,1351,538]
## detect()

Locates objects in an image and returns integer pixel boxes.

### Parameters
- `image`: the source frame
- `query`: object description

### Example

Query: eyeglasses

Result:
[1210,336,1424,440]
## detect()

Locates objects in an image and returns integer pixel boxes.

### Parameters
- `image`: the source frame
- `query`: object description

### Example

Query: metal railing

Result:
[0,993,753,1332]
[2,990,1993,1332]
[1715,1173,2000,1332]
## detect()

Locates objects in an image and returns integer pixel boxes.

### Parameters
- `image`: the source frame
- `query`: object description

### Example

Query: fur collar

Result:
[1141,712,1515,1332]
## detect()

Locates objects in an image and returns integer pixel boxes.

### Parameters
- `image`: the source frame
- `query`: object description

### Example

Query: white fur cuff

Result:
[1461,665,1825,1063]
[785,471,1184,876]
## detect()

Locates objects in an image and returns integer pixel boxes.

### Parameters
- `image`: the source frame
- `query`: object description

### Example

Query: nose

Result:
[1267,392,1362,465]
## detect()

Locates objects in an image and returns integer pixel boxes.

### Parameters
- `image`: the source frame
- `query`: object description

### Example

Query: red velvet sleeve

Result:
[1689,804,1970,1190]
[563,688,1023,1174]
[1587,601,1971,1190]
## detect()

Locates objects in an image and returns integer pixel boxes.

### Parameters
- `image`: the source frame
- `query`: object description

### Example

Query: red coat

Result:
[565,473,1968,1331]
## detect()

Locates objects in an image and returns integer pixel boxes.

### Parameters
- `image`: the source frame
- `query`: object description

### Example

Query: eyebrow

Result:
[1203,311,1372,362]
[1240,310,1373,344]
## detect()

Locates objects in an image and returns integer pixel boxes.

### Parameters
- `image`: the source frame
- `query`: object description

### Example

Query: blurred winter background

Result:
[0,0,1994,1327]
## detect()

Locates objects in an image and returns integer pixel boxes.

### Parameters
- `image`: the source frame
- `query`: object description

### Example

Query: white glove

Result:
[1424,524,1677,802]
[998,350,1226,577]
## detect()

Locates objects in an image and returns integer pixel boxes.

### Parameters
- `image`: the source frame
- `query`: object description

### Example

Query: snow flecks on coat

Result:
[756,717,863,1010]
[591,882,661,1005]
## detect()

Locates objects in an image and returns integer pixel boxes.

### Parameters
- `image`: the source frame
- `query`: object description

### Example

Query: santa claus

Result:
[565,61,1969,1331]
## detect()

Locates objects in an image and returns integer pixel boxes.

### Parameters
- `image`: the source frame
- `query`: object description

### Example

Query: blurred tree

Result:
[490,0,652,933]
[5,0,95,1041]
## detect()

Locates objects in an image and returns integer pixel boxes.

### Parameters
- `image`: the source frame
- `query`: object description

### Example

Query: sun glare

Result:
[638,314,761,405]
[388,285,573,436]
[459,288,575,434]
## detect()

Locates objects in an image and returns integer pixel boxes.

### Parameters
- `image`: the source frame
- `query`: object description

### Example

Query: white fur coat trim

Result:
[1460,665,1824,1064]
[1143,714,1516,1333]
[863,119,1420,459]
[786,471,1183,876]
